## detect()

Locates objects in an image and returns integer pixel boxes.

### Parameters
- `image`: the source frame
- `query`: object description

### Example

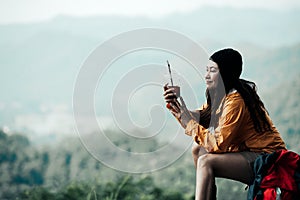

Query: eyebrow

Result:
[206,66,218,70]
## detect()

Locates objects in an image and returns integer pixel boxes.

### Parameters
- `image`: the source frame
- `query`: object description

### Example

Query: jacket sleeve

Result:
[185,94,246,153]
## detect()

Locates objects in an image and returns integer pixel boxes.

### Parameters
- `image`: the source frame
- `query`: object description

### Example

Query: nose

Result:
[205,71,210,80]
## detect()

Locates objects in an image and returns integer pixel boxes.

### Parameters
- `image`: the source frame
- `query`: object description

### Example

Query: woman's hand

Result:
[163,84,195,128]
[163,83,179,110]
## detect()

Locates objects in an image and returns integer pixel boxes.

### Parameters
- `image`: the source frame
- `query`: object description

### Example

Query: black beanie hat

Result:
[209,48,243,81]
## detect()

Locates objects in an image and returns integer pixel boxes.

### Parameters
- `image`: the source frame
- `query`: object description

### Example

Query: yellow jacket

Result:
[185,91,286,153]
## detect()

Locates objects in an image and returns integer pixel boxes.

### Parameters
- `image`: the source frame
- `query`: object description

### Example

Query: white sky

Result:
[0,0,300,24]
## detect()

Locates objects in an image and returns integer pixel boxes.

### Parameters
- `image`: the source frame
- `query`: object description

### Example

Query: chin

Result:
[206,85,214,89]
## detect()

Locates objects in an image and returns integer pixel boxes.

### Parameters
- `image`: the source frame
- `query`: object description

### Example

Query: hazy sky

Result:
[0,0,300,24]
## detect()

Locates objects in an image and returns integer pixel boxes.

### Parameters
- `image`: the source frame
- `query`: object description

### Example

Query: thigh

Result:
[203,152,253,184]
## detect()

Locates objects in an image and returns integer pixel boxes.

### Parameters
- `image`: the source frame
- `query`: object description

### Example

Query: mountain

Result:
[1,6,299,47]
[0,6,299,142]
[263,74,300,153]
[1,6,299,102]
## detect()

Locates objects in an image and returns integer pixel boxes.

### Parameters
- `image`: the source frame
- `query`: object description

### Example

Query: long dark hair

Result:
[199,48,272,133]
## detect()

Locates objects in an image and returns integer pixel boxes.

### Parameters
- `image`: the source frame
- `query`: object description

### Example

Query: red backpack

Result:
[248,150,300,200]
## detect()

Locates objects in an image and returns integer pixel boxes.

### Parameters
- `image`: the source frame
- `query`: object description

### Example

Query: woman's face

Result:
[205,60,220,89]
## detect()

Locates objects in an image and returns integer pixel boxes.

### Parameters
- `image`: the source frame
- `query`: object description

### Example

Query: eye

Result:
[210,67,218,73]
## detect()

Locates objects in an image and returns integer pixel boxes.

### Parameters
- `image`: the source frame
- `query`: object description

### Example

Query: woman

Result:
[163,48,286,200]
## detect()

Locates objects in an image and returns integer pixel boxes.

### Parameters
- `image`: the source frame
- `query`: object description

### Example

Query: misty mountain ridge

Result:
[1,6,300,47]
[0,6,299,143]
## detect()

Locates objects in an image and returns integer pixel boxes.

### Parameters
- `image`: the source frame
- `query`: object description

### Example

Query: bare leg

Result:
[192,142,207,168]
[195,153,252,200]
[192,143,216,200]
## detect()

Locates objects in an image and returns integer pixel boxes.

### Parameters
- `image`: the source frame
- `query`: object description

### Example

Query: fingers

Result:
[173,98,182,110]
[163,87,178,102]
[166,101,180,113]
[179,96,184,104]
[170,102,180,113]
[163,83,169,91]
[168,102,181,118]
[163,84,186,119]
[163,87,177,96]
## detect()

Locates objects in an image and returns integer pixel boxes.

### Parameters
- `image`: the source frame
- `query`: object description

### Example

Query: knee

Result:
[192,143,201,157]
[192,143,207,158]
[197,154,212,169]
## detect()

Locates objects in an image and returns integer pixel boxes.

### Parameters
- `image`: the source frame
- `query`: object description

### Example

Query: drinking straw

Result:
[167,60,174,86]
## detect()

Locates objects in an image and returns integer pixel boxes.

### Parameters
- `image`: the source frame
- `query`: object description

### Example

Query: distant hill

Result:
[263,74,300,153]
[0,6,299,47]
[240,43,300,89]
[0,6,299,141]
[0,6,299,103]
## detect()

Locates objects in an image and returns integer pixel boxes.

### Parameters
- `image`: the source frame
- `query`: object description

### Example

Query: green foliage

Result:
[0,126,295,200]
[1,84,299,200]
[0,130,191,199]
[18,175,187,200]
[20,187,55,200]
